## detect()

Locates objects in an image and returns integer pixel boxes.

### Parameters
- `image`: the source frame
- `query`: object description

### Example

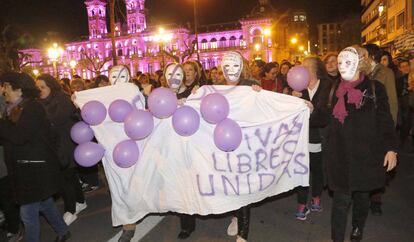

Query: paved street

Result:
[2,150,414,242]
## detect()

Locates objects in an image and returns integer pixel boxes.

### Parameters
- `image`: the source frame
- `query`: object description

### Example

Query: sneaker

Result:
[75,202,87,215]
[118,229,135,242]
[370,202,382,216]
[295,204,310,221]
[310,197,323,212]
[83,184,99,193]
[227,216,238,236]
[63,212,77,226]
[236,235,247,242]
[55,231,71,242]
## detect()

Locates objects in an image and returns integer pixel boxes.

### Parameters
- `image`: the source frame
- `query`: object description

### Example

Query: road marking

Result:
[107,216,164,242]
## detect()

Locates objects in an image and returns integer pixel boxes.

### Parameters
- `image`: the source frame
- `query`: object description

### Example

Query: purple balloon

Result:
[148,87,177,118]
[172,106,200,136]
[124,109,154,140]
[287,66,310,92]
[113,140,140,168]
[74,142,105,167]
[200,93,230,124]
[81,100,107,125]
[214,118,242,152]
[70,121,94,144]
[109,99,133,123]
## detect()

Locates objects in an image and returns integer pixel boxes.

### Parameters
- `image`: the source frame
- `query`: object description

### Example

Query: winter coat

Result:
[39,91,78,169]
[369,64,398,125]
[299,78,331,144]
[0,99,61,204]
[324,77,398,193]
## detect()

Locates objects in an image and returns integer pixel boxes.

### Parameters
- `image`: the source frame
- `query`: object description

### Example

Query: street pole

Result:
[109,0,118,66]
[161,42,165,70]
[193,0,200,61]
[53,61,58,79]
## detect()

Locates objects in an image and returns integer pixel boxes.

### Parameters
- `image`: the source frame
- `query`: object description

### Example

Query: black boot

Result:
[370,202,382,216]
[350,227,363,242]
[118,230,135,242]
[177,229,193,239]
[55,231,71,242]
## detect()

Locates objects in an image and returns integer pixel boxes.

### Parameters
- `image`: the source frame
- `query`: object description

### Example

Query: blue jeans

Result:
[20,197,68,242]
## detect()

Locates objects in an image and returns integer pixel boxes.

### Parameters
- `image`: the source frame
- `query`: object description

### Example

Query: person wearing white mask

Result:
[324,46,398,242]
[109,65,130,85]
[222,51,261,242]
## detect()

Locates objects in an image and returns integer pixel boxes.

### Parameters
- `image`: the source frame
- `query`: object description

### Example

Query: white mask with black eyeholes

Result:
[338,47,359,81]
[109,65,130,85]
[221,52,243,83]
[165,64,184,89]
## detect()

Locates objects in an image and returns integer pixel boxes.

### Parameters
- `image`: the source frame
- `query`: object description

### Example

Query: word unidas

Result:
[197,114,309,196]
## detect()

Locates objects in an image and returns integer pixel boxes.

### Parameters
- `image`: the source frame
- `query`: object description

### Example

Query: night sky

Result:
[0,0,361,46]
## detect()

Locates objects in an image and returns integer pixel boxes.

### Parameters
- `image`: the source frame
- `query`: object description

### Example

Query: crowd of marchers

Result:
[0,43,413,242]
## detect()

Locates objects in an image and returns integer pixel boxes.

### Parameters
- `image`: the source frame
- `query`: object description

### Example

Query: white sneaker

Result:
[75,202,87,215]
[227,216,238,236]
[63,212,77,225]
[236,235,247,242]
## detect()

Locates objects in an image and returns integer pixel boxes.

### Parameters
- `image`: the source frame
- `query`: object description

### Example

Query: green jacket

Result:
[370,64,398,125]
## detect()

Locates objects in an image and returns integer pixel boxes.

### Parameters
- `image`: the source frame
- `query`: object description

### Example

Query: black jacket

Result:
[299,78,331,144]
[324,77,398,193]
[39,91,78,168]
[0,99,61,204]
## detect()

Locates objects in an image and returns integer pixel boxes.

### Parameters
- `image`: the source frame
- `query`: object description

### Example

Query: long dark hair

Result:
[36,74,62,95]
[0,72,40,99]
[381,51,399,75]
[260,62,278,78]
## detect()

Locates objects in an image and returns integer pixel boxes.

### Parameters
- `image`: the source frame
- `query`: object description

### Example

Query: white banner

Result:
[74,84,310,226]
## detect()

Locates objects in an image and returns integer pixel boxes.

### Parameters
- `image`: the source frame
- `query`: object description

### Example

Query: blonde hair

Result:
[352,45,373,75]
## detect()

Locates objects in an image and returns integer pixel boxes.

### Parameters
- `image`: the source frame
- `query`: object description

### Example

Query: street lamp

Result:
[154,27,173,70]
[47,43,64,78]
[299,45,305,51]
[32,69,39,77]
[69,60,77,76]
[290,37,298,45]
[263,28,271,62]
[254,43,261,51]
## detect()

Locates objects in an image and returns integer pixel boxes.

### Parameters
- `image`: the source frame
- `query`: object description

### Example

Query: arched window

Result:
[219,37,227,48]
[117,49,123,56]
[210,38,217,49]
[201,39,208,49]
[229,36,237,47]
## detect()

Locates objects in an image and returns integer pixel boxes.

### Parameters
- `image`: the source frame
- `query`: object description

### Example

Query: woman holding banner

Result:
[291,57,331,220]
[324,46,398,242]
[221,51,261,242]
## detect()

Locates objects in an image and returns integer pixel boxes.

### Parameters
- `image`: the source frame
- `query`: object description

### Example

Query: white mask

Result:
[109,65,130,85]
[221,52,243,83]
[338,47,359,81]
[165,64,184,89]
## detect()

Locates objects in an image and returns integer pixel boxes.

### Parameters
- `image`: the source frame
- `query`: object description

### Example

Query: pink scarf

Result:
[332,74,365,124]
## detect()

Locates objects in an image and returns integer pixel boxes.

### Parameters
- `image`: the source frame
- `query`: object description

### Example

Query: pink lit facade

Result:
[22,0,280,79]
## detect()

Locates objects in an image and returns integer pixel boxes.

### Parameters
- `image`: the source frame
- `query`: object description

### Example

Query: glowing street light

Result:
[32,69,39,76]
[263,28,271,36]
[154,27,173,69]
[254,43,261,51]
[48,43,64,78]
[290,37,298,44]
[378,4,384,16]
[299,45,305,51]
[69,60,77,76]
